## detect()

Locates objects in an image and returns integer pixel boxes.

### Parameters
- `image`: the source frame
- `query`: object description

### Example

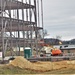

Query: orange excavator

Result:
[40,43,62,56]
[51,49,62,56]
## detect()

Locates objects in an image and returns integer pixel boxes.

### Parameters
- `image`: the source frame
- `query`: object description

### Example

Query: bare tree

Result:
[43,29,48,37]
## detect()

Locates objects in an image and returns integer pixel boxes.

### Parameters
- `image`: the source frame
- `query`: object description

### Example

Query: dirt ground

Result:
[0,65,75,74]
[9,56,75,71]
[0,56,75,74]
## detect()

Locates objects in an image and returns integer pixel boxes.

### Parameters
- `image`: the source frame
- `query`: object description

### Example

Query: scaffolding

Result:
[0,0,43,60]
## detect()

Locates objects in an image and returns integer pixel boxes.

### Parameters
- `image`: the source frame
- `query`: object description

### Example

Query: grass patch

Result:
[0,65,40,74]
[44,68,75,74]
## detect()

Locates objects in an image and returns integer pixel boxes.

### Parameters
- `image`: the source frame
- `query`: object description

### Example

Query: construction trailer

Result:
[0,0,44,60]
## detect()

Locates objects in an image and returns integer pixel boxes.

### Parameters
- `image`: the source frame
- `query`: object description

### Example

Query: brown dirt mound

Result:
[67,60,75,64]
[9,56,32,69]
[9,56,53,72]
[9,56,75,72]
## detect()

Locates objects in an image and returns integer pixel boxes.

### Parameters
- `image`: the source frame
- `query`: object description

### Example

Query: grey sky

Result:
[43,0,75,40]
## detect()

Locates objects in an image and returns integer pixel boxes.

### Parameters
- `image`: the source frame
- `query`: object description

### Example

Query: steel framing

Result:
[0,0,43,60]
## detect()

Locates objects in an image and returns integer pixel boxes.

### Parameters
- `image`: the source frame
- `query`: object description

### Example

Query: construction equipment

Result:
[51,49,62,56]
[40,44,62,57]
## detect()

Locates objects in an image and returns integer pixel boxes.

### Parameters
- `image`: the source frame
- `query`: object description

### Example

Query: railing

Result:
[63,53,75,56]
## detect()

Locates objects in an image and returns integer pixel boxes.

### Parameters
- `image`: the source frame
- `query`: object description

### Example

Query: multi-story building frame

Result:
[0,0,43,60]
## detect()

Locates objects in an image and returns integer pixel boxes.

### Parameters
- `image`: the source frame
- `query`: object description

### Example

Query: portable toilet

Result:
[24,47,32,58]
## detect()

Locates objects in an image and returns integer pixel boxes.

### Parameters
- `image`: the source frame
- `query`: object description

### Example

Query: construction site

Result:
[0,0,44,59]
[0,0,75,74]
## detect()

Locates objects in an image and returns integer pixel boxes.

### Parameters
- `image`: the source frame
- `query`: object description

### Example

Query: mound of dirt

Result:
[9,56,53,72]
[9,56,33,69]
[9,56,75,72]
[67,60,75,64]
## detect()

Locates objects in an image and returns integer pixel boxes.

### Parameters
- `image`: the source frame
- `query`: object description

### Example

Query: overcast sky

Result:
[43,0,75,40]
